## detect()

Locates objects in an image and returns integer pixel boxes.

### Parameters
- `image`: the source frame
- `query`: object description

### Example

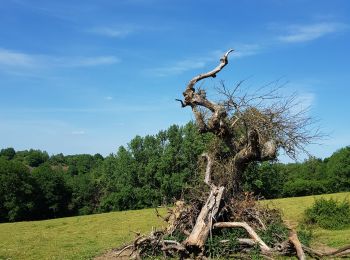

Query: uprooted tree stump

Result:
[113,50,349,259]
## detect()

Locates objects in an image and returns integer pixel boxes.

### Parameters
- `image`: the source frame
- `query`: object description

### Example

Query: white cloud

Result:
[105,96,113,100]
[0,48,120,71]
[232,44,262,58]
[57,56,120,67]
[147,46,264,77]
[297,92,315,109]
[147,59,206,77]
[0,48,38,68]
[87,26,133,38]
[278,22,347,43]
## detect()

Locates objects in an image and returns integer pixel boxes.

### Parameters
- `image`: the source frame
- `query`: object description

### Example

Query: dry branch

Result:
[288,230,305,260]
[302,244,350,258]
[202,153,213,186]
[214,221,271,252]
[112,50,331,259]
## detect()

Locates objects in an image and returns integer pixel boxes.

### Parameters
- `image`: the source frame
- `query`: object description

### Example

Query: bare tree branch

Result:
[214,221,271,252]
[288,230,306,260]
[202,153,213,186]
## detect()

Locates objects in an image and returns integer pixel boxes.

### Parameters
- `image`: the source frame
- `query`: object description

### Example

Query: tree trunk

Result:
[184,185,224,249]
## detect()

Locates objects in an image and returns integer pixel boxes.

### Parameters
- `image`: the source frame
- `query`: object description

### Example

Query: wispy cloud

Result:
[232,44,263,58]
[87,26,134,38]
[0,48,37,68]
[278,22,348,43]
[147,59,207,77]
[0,48,120,72]
[296,92,316,110]
[6,103,173,114]
[55,56,120,67]
[146,45,263,77]
[104,96,113,100]
[9,0,95,22]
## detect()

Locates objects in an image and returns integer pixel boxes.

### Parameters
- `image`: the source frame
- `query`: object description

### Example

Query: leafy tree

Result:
[68,171,101,215]
[26,149,49,167]
[0,147,16,160]
[0,159,35,222]
[326,146,350,192]
[243,162,285,199]
[65,154,101,176]
[49,153,66,165]
[31,164,71,219]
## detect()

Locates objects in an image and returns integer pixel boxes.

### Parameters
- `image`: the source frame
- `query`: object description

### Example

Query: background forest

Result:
[1,121,349,223]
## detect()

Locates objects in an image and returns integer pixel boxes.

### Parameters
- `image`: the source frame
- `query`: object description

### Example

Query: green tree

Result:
[26,149,49,167]
[0,159,35,222]
[326,146,350,192]
[0,147,16,160]
[31,164,71,219]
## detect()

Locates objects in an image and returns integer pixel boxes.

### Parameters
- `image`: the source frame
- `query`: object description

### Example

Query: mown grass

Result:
[0,208,166,260]
[0,192,349,259]
[262,192,350,247]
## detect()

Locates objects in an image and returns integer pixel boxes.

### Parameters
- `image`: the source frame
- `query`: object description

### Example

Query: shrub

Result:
[304,198,350,229]
[297,225,313,246]
[259,219,289,247]
[205,228,244,258]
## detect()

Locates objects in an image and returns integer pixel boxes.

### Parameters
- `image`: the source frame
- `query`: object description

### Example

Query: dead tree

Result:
[175,49,318,254]
[114,50,346,259]
[177,49,317,192]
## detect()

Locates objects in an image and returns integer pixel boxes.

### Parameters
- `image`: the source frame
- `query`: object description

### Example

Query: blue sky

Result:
[0,0,349,161]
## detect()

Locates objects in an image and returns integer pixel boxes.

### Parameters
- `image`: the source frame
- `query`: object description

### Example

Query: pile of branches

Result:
[116,166,307,259]
[114,50,349,259]
[116,180,350,259]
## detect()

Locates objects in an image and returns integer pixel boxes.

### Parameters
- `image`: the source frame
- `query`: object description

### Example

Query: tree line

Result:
[0,122,349,222]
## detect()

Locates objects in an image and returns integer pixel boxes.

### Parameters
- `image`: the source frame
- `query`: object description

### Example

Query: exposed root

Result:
[214,221,271,252]
[115,245,133,257]
[288,230,305,260]
[302,244,350,258]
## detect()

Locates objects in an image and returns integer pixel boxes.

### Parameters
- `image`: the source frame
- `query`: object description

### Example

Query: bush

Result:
[297,225,313,246]
[205,228,244,258]
[304,198,350,229]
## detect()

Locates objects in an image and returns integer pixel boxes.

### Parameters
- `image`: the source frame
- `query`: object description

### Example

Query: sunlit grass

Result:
[0,208,166,260]
[0,192,349,259]
[263,192,350,248]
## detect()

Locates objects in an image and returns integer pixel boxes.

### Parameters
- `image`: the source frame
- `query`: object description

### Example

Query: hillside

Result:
[0,192,349,260]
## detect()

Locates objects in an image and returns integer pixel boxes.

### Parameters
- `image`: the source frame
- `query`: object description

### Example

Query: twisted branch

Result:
[214,222,271,252]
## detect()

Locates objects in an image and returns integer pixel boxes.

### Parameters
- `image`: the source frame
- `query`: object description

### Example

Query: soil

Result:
[94,248,133,260]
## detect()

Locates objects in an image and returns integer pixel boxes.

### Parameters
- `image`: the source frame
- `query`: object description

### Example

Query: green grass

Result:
[0,208,166,260]
[262,192,350,247]
[0,192,349,259]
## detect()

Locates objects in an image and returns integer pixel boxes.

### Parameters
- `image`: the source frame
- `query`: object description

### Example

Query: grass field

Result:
[0,208,167,260]
[263,192,350,248]
[0,192,349,260]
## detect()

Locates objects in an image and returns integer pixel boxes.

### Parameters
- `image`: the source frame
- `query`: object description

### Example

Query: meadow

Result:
[0,192,349,260]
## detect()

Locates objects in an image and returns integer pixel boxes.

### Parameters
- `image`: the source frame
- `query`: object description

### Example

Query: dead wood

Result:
[214,221,271,252]
[107,50,332,259]
[184,185,225,249]
[302,244,350,258]
[288,230,306,260]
